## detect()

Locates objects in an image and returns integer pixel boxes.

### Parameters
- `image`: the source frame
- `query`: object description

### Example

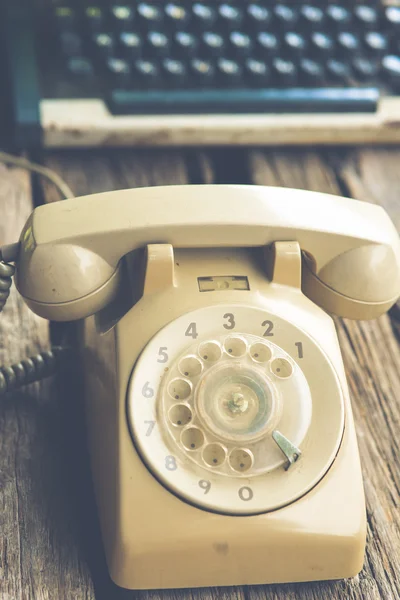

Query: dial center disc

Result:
[196,363,279,443]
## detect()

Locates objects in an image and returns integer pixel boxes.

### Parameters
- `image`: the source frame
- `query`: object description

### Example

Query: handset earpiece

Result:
[15,214,121,321]
[302,241,400,320]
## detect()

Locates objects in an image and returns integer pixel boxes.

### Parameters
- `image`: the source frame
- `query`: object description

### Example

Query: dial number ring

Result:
[127,305,344,515]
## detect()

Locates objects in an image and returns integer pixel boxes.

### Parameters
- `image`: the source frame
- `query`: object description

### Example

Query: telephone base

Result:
[80,243,366,590]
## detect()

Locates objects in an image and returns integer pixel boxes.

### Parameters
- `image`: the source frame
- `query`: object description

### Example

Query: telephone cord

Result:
[0,265,70,394]
[0,151,74,200]
[0,261,14,311]
[0,346,69,395]
[0,152,75,394]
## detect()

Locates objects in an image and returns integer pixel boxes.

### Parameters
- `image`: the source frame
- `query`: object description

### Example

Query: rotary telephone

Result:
[2,184,400,590]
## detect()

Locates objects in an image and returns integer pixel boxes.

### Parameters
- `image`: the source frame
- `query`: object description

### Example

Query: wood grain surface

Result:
[0,146,399,600]
[0,165,95,600]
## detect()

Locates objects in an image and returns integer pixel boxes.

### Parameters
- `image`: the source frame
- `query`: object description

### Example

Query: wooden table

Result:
[1,146,399,600]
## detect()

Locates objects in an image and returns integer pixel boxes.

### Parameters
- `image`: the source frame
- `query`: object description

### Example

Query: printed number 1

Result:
[295,342,303,359]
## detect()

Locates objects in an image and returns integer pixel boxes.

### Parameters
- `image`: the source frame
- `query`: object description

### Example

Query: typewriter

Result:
[2,1,400,148]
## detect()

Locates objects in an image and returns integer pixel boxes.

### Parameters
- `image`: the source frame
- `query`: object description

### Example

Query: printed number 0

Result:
[223,313,236,330]
[165,456,177,471]
[185,323,198,339]
[262,320,274,337]
[238,486,253,501]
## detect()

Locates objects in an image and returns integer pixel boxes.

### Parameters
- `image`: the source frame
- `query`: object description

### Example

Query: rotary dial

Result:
[128,305,344,515]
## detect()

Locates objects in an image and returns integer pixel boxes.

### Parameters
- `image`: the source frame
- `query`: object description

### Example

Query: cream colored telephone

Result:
[7,185,400,589]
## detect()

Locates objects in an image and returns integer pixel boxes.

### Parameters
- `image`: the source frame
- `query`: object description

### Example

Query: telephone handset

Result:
[12,185,400,321]
[6,185,400,589]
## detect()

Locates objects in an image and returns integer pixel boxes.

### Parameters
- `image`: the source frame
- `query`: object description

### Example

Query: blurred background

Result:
[1,1,400,149]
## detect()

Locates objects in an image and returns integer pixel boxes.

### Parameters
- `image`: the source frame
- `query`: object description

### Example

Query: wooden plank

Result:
[40,148,213,202]
[249,148,341,194]
[330,146,400,324]
[0,165,95,599]
[248,148,400,600]
[332,147,400,234]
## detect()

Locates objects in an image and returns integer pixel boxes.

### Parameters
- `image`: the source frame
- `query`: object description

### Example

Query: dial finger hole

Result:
[271,358,293,379]
[199,341,222,362]
[179,355,203,378]
[250,342,272,363]
[181,427,205,451]
[224,336,247,357]
[168,378,192,400]
[168,403,192,427]
[229,448,254,473]
[202,443,227,467]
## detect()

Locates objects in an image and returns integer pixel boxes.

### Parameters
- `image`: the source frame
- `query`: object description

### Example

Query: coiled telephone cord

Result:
[0,346,68,395]
[0,254,71,394]
[0,151,74,395]
[0,259,69,394]
[0,261,14,311]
